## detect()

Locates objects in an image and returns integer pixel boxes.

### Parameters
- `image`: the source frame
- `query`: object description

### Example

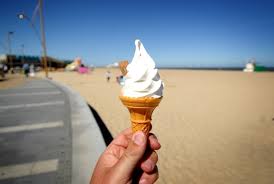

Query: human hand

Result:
[90,128,161,184]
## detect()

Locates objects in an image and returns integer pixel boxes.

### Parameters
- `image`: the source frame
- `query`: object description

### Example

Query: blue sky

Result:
[0,0,274,67]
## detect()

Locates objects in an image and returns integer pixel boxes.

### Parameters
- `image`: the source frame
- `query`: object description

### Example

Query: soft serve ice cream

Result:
[122,40,164,98]
[119,40,163,135]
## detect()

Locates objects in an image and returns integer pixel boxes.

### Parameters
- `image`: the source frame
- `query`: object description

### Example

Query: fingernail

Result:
[151,134,158,140]
[145,159,155,171]
[133,131,145,146]
[139,179,148,184]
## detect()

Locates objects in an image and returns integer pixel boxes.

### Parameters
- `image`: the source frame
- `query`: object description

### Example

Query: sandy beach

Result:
[42,69,274,184]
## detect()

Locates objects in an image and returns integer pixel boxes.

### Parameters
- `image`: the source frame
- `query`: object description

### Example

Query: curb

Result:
[48,79,106,184]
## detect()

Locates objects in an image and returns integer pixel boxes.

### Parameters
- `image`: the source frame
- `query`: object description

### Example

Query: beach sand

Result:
[43,69,274,184]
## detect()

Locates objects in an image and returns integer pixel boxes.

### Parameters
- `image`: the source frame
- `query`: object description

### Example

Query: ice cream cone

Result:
[119,61,129,76]
[119,95,162,136]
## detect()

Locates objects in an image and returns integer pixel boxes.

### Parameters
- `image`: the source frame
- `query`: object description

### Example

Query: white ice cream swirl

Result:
[122,40,163,98]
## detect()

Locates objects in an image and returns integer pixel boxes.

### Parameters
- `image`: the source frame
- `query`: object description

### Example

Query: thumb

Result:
[112,131,147,181]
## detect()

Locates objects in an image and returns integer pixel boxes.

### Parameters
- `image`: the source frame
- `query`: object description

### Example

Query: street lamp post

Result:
[17,0,48,78]
[38,0,48,77]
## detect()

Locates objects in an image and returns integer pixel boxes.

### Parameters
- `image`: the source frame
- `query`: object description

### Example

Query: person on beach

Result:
[106,70,111,82]
[3,64,8,73]
[90,129,160,184]
[22,63,30,78]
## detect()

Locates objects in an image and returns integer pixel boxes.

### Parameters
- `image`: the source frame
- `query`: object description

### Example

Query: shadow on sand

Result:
[87,104,113,146]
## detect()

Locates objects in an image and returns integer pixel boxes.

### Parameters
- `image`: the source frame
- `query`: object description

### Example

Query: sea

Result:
[159,67,274,71]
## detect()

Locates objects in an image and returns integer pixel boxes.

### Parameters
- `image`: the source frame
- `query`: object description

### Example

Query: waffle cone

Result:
[119,96,162,136]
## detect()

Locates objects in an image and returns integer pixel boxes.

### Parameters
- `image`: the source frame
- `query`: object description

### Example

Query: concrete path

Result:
[0,79,106,184]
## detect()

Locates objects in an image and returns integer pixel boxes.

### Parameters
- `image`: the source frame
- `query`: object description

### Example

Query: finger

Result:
[139,166,159,184]
[140,151,158,173]
[148,133,161,150]
[110,128,132,148]
[112,129,161,151]
[111,131,147,182]
[117,128,132,137]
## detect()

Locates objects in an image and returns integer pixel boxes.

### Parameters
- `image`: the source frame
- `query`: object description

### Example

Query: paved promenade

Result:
[0,79,106,184]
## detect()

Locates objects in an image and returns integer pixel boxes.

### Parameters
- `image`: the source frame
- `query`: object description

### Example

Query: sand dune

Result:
[45,69,274,184]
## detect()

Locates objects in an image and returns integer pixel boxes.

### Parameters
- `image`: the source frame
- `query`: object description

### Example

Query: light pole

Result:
[39,0,48,77]
[17,0,48,78]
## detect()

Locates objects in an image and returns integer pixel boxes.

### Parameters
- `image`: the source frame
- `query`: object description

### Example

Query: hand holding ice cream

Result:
[119,40,163,135]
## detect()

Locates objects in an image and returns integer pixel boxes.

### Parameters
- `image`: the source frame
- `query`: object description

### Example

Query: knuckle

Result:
[123,147,139,162]
[123,150,133,161]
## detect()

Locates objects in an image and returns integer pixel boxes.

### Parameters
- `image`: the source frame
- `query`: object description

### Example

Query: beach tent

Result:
[66,57,81,71]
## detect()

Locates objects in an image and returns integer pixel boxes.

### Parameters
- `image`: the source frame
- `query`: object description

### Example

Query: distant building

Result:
[0,54,72,70]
